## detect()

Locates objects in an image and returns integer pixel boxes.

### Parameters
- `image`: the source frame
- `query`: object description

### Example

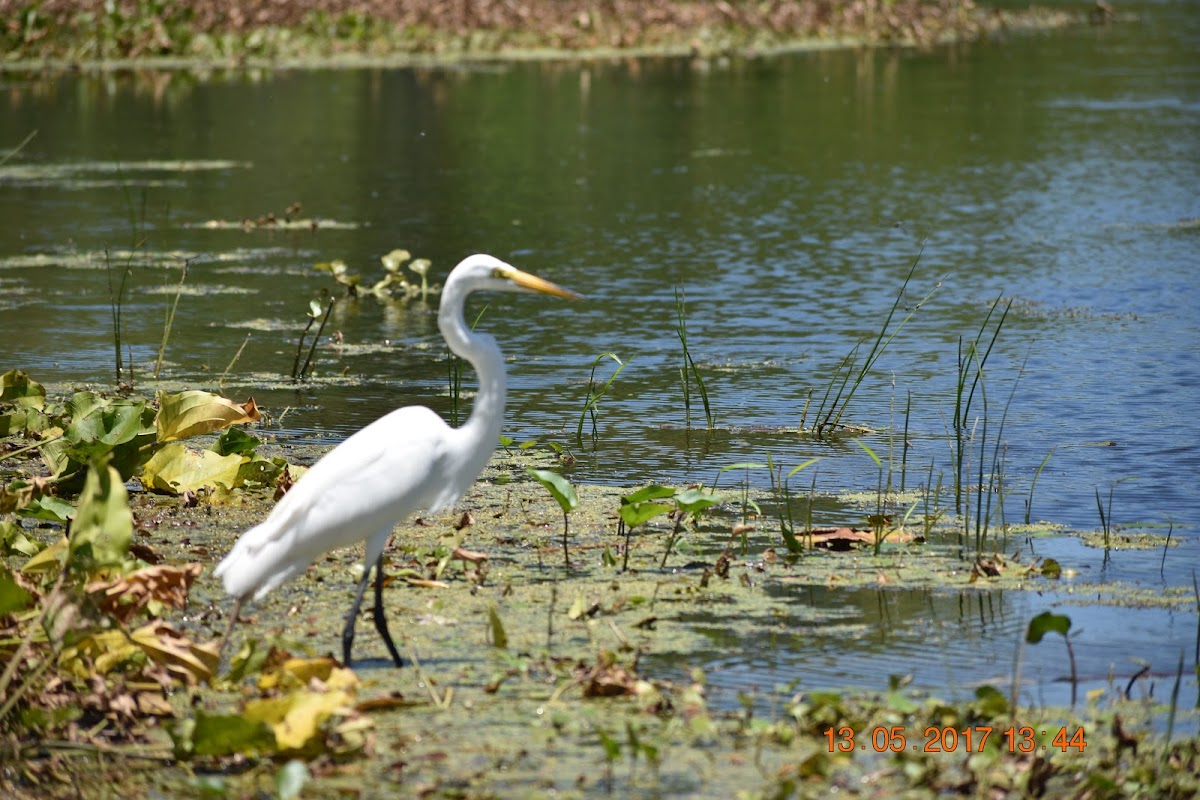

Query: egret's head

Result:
[453,254,583,301]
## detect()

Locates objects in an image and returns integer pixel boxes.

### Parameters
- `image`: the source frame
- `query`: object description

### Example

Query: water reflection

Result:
[648,583,1199,717]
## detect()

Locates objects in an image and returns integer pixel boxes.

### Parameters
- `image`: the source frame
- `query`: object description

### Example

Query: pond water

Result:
[2,1,1197,714]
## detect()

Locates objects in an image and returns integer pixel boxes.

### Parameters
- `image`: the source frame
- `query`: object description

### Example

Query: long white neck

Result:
[438,279,507,454]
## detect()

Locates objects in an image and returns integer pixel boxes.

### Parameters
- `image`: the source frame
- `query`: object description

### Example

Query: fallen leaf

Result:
[130,620,220,685]
[155,390,260,443]
[141,443,243,494]
[87,563,203,623]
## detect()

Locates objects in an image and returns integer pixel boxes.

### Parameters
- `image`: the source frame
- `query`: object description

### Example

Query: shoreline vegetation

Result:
[1,371,1197,798]
[0,0,1103,71]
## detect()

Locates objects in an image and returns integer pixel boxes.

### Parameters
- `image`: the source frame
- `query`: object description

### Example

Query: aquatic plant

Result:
[1026,611,1078,708]
[616,485,676,572]
[803,248,940,438]
[291,294,335,381]
[576,352,629,445]
[952,294,1011,515]
[674,287,713,430]
[153,254,192,380]
[312,258,360,295]
[219,332,253,390]
[659,487,723,569]
[103,246,135,387]
[921,460,945,539]
[854,440,918,556]
[1024,447,1055,524]
[709,462,765,542]
[770,454,822,553]
[525,467,579,566]
[1094,480,1127,551]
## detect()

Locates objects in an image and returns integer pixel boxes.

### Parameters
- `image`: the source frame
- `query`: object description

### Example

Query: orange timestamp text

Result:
[823,725,1087,754]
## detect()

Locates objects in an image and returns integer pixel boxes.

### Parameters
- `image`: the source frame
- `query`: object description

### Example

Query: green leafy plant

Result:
[711,462,764,532]
[525,468,579,566]
[617,485,676,572]
[576,352,629,445]
[1026,611,1077,707]
[659,487,723,568]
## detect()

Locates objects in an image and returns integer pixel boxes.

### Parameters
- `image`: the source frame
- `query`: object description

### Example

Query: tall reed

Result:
[804,247,940,437]
[154,255,192,380]
[953,295,1012,515]
[674,287,713,430]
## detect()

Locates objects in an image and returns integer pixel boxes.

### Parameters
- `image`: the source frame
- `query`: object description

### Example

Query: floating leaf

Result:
[622,485,677,505]
[59,629,142,677]
[0,407,48,435]
[40,394,156,481]
[618,487,675,529]
[0,369,46,409]
[567,591,588,621]
[66,399,154,451]
[69,460,133,571]
[1040,558,1062,579]
[20,493,75,522]
[234,455,282,489]
[155,390,261,442]
[141,443,243,494]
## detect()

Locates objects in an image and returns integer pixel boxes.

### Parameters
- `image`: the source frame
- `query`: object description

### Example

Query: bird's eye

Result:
[492,267,510,280]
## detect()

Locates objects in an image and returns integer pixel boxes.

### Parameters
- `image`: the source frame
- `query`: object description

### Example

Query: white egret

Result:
[214,254,582,666]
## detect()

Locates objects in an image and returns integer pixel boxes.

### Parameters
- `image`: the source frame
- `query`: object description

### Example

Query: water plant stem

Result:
[154,256,191,380]
[219,333,252,390]
[674,287,713,430]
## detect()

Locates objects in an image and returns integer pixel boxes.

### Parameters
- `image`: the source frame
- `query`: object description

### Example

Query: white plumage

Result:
[214,254,581,666]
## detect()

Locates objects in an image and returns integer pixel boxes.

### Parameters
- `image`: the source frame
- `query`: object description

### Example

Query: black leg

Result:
[342,559,373,665]
[371,553,405,668]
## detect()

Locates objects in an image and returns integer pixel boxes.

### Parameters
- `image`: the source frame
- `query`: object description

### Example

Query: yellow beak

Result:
[510,269,584,301]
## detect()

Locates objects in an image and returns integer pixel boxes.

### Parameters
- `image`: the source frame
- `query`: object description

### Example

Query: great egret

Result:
[214,254,582,666]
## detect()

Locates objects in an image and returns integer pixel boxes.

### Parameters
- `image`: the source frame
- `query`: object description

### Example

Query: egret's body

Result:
[214,254,580,666]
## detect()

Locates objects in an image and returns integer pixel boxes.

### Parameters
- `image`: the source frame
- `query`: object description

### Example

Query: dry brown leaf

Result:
[405,578,450,589]
[130,620,220,685]
[451,546,488,564]
[87,563,203,623]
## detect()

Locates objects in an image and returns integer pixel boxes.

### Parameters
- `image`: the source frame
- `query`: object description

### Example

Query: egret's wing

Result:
[216,406,452,600]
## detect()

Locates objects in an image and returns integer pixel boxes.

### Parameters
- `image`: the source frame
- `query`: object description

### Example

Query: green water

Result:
[1,2,1197,709]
